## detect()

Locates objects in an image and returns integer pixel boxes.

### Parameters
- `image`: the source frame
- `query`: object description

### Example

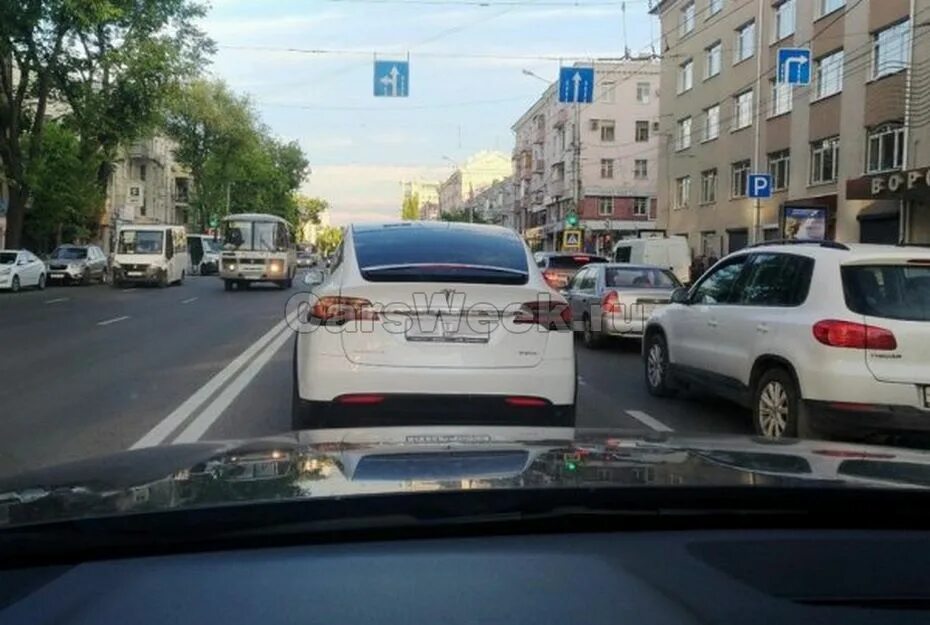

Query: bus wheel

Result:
[223,279,232,292]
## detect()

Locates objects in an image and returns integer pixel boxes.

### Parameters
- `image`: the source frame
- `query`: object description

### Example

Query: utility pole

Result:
[751,0,765,245]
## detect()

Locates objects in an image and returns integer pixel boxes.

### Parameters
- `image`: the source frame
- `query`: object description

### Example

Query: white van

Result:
[111,225,189,287]
[611,236,691,284]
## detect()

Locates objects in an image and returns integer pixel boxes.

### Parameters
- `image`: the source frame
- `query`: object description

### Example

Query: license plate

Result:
[251,461,278,478]
[50,273,64,278]
[405,316,490,344]
[127,271,143,277]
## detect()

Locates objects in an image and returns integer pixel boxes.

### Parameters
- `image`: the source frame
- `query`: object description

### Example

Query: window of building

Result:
[635,120,650,142]
[598,197,613,216]
[680,2,695,37]
[600,120,615,142]
[633,197,649,215]
[873,20,910,79]
[634,159,649,179]
[810,137,839,184]
[600,158,615,179]
[769,79,792,117]
[675,176,691,209]
[551,162,565,181]
[814,49,843,99]
[709,0,723,16]
[676,117,692,150]
[678,59,693,93]
[704,41,722,79]
[866,123,905,173]
[599,81,616,103]
[768,149,790,191]
[556,126,565,152]
[735,21,755,63]
[731,160,750,197]
[703,104,720,141]
[774,0,795,41]
[636,82,651,103]
[139,164,147,181]
[820,0,844,18]
[701,169,717,204]
[733,90,753,130]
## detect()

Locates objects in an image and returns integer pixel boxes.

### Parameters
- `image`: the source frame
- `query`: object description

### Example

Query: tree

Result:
[293,196,328,242]
[315,226,343,257]
[0,0,213,248]
[440,207,486,224]
[401,193,419,220]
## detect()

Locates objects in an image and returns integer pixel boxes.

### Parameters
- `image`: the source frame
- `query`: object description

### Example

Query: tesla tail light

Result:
[514,301,572,330]
[310,296,379,325]
[812,319,897,351]
[601,291,623,314]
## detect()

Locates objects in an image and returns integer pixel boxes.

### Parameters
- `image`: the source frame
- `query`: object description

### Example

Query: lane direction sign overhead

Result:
[373,60,409,97]
[559,67,594,104]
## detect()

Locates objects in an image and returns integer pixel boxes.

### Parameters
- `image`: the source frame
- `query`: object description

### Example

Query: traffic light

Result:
[565,212,579,227]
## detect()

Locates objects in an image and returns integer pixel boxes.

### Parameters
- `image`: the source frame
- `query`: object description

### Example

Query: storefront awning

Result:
[857,201,900,222]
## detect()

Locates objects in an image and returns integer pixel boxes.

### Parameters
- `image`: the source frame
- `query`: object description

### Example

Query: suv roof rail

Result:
[746,239,850,251]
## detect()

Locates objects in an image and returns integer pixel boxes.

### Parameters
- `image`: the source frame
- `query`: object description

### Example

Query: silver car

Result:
[45,245,108,285]
[563,263,683,347]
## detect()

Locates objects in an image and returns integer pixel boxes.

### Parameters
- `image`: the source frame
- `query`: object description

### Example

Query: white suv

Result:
[643,242,930,440]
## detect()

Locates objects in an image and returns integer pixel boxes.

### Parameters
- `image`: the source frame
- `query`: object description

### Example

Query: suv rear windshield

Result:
[354,225,529,284]
[546,255,607,269]
[842,264,930,321]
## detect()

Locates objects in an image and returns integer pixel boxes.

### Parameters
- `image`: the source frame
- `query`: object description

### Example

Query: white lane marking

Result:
[577,376,588,387]
[625,409,673,432]
[130,317,291,449]
[172,325,293,444]
[97,315,130,326]
[44,297,69,304]
[121,288,136,293]
[181,297,198,304]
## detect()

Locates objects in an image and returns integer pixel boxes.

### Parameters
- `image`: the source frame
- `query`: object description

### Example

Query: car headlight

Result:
[68,263,82,272]
[226,263,237,271]
[269,262,282,273]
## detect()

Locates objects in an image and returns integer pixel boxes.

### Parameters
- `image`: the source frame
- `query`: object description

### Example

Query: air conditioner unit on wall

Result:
[589,119,599,131]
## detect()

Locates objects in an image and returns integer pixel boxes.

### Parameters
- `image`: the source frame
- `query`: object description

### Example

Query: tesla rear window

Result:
[354,225,529,284]
[547,255,607,269]
[842,265,930,321]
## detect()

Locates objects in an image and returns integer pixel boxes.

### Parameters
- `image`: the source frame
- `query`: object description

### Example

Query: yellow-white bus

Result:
[218,213,296,291]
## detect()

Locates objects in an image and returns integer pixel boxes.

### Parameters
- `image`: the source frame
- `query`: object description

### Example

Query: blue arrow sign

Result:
[373,60,409,97]
[559,67,594,104]
[748,173,773,199]
[777,47,811,85]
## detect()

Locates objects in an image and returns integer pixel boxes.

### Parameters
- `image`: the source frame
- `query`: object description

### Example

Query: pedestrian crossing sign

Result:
[562,229,582,249]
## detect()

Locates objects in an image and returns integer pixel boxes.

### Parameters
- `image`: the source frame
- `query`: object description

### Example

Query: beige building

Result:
[401,179,441,220]
[438,151,512,214]
[511,58,661,253]
[652,0,930,257]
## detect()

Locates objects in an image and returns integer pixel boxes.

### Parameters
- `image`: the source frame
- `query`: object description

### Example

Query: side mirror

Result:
[303,269,324,287]
[670,287,690,305]
[558,289,569,298]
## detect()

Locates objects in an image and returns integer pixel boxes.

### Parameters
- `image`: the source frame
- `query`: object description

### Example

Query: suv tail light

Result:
[812,319,897,351]
[542,270,562,286]
[514,301,572,330]
[602,291,623,314]
[310,296,379,325]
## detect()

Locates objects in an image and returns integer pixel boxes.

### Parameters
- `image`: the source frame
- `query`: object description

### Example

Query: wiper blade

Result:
[362,263,528,276]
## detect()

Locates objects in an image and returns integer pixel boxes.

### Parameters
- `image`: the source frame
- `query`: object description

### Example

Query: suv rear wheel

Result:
[644,332,674,397]
[753,368,812,439]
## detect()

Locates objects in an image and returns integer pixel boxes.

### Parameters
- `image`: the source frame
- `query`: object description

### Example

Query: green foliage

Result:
[401,193,419,220]
[23,122,104,252]
[439,208,487,224]
[293,196,328,241]
[315,226,343,257]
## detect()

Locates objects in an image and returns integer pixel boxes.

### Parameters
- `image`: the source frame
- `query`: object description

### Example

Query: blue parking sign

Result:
[748,174,772,199]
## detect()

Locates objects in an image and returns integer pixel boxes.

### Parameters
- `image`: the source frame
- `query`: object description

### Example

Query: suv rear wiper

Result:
[362,263,528,276]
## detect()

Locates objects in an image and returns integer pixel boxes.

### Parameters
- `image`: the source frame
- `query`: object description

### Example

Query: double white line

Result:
[131,314,296,449]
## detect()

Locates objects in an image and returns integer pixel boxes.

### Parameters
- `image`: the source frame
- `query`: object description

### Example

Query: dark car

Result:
[534,252,608,289]
[45,245,108,285]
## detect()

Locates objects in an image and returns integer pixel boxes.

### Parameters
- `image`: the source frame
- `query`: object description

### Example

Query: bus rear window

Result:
[842,265,930,321]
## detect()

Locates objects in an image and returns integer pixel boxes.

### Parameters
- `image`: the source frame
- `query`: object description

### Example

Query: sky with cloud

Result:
[199,0,658,224]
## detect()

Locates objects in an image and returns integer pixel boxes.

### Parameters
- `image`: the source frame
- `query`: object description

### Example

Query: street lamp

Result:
[521,69,551,84]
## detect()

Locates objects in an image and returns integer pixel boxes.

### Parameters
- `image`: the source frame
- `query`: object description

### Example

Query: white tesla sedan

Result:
[293,222,576,430]
[0,249,47,292]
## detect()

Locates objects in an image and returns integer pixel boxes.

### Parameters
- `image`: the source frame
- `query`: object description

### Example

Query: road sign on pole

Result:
[748,173,773,199]
[777,48,811,85]
[562,229,582,249]
[373,60,409,97]
[558,67,594,104]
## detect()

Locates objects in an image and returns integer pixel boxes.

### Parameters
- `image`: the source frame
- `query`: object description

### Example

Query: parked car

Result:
[0,249,46,292]
[611,237,691,284]
[534,252,608,289]
[45,244,108,285]
[294,221,576,430]
[643,241,930,440]
[296,251,319,268]
[564,263,682,347]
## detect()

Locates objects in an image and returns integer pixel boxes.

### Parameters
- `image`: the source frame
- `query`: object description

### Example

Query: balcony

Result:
[128,141,150,159]
[549,179,566,197]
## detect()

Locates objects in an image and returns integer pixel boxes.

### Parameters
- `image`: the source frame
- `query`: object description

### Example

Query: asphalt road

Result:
[0,274,753,478]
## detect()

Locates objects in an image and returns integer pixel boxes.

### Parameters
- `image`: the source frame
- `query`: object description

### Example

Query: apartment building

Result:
[511,58,661,253]
[463,175,515,225]
[437,151,512,214]
[652,0,930,256]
